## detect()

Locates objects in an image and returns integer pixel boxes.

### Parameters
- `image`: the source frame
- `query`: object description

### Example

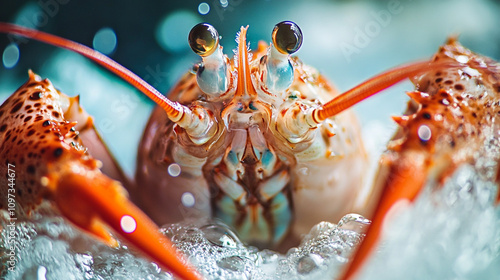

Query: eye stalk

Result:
[189,23,229,96]
[261,21,303,93]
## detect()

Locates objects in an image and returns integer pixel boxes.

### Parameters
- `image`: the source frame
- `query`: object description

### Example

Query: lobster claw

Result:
[46,166,202,280]
[0,71,203,280]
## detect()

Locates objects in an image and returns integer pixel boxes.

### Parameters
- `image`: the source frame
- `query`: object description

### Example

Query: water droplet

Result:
[217,255,245,272]
[200,223,241,248]
[338,213,371,234]
[307,221,336,237]
[297,253,324,274]
[198,2,210,15]
[456,55,469,64]
[3,43,20,69]
[168,163,181,177]
[418,125,432,142]
[92,27,117,55]
[120,215,137,233]
[181,192,195,207]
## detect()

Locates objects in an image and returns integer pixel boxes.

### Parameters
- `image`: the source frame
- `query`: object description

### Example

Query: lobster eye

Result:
[259,21,302,93]
[188,23,219,57]
[188,23,229,96]
[272,21,303,54]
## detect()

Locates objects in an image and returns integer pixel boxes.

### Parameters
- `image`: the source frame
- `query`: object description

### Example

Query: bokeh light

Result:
[198,2,210,15]
[120,215,137,233]
[2,44,20,69]
[168,163,182,177]
[181,192,196,207]
[93,27,117,55]
[155,10,201,53]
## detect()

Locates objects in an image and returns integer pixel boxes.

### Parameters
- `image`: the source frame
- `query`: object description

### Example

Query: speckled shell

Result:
[0,71,126,215]
[377,38,500,200]
[341,39,500,280]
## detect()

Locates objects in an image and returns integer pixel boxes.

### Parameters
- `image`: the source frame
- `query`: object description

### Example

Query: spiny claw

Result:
[48,166,202,280]
[341,38,500,279]
[0,71,202,280]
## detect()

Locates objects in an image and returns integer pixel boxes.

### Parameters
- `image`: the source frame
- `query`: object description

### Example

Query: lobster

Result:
[1,20,499,280]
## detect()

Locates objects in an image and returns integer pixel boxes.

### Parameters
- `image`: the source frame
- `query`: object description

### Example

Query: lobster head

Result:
[187,22,305,131]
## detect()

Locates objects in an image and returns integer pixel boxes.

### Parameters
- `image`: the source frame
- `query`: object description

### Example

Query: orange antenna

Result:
[313,61,456,122]
[0,22,185,122]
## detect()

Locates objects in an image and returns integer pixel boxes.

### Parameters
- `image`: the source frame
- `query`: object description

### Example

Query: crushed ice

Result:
[0,210,366,279]
[1,164,500,279]
[0,211,172,280]
[357,164,500,280]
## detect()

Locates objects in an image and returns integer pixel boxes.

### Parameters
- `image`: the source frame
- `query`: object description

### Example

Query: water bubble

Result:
[168,163,181,177]
[3,43,20,69]
[337,213,371,234]
[286,247,298,257]
[198,2,210,15]
[418,125,432,142]
[307,221,336,239]
[217,255,245,272]
[200,223,241,248]
[120,215,137,233]
[220,0,229,8]
[297,253,324,274]
[181,192,195,207]
[92,27,117,55]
